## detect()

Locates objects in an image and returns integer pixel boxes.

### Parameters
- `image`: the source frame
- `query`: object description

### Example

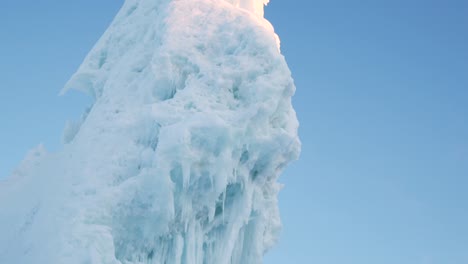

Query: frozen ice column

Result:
[0,0,300,263]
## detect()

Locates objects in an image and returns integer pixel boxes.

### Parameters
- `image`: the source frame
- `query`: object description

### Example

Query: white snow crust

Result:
[0,0,300,263]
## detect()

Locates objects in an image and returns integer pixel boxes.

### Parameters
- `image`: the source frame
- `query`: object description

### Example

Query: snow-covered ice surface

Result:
[0,0,300,263]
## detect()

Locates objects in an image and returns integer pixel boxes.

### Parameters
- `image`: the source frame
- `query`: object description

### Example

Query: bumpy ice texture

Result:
[0,0,300,263]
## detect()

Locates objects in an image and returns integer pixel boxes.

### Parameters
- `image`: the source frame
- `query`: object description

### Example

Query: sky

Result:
[1,1,468,264]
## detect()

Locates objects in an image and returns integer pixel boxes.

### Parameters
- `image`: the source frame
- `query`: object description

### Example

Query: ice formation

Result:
[0,0,300,263]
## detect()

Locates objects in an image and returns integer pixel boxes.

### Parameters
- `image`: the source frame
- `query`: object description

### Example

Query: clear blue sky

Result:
[1,1,467,264]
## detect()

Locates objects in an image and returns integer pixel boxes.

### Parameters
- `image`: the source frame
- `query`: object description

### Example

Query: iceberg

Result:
[0,0,300,263]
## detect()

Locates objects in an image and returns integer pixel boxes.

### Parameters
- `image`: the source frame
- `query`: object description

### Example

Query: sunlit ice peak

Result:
[224,0,270,18]
[223,0,280,49]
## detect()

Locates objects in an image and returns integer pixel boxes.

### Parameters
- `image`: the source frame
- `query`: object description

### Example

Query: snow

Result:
[0,0,300,263]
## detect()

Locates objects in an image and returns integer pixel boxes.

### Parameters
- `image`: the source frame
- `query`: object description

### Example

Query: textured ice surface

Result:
[0,0,300,263]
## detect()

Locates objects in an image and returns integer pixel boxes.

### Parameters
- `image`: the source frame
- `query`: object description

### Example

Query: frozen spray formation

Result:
[0,0,300,263]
